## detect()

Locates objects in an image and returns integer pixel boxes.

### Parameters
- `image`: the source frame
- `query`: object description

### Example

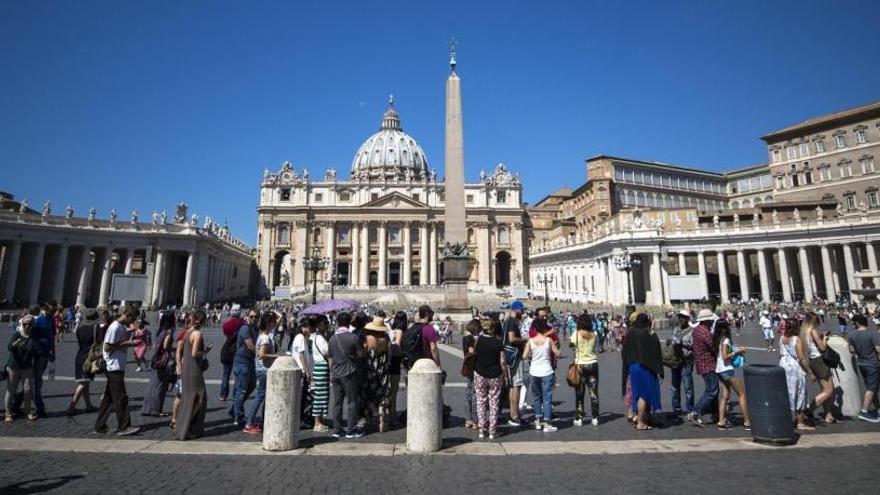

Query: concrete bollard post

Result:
[406,358,443,453]
[262,356,303,452]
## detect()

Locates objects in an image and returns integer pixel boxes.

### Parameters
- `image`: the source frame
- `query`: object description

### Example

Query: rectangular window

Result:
[868,191,879,208]
[804,172,813,185]
[845,195,856,209]
[280,188,291,201]
[786,145,797,160]
[339,192,351,202]
[799,143,809,157]
[371,192,379,201]
[861,157,876,174]
[815,140,825,153]
[496,190,507,204]
[412,193,420,203]
[775,176,785,190]
[314,193,323,203]
[835,134,847,149]
[772,149,781,163]
[821,167,833,181]
[466,194,474,204]
[856,129,868,144]
[791,174,800,187]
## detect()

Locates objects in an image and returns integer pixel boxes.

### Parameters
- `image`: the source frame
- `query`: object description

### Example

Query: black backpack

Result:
[401,323,426,369]
[220,321,245,365]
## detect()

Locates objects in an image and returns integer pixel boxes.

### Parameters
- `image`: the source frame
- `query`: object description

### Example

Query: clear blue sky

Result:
[2,0,879,244]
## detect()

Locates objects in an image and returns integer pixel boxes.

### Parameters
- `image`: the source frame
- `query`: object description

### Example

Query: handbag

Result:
[730,343,744,368]
[82,325,106,375]
[460,336,478,378]
[566,330,581,387]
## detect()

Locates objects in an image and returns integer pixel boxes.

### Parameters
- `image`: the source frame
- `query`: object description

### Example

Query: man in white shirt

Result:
[759,310,774,352]
[94,306,141,436]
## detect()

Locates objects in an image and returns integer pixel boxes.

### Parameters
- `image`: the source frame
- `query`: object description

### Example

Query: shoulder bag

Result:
[566,331,582,388]
[460,335,478,379]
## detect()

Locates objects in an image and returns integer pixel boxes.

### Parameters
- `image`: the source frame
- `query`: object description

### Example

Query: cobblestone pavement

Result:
[1,318,878,444]
[0,446,875,494]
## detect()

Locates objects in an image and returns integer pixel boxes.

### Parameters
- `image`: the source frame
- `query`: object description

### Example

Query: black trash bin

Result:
[743,364,797,445]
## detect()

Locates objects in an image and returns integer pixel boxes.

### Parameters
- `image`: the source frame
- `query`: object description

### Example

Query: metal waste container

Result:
[743,364,797,445]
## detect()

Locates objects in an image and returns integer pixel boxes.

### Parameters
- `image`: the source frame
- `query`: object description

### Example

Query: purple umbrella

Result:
[299,299,360,315]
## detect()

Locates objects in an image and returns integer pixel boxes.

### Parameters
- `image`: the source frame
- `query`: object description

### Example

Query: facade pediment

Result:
[361,192,430,209]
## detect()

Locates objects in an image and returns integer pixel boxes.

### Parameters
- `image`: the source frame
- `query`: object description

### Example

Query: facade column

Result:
[97,247,113,306]
[378,221,387,288]
[842,243,858,302]
[403,222,412,285]
[798,246,814,302]
[52,243,69,304]
[736,249,750,301]
[29,243,46,304]
[360,222,369,286]
[478,223,490,286]
[820,245,837,300]
[512,223,525,284]
[697,251,709,299]
[778,247,792,302]
[75,247,91,307]
[429,222,438,285]
[678,252,686,276]
[865,242,879,288]
[350,223,360,287]
[717,251,729,303]
[293,221,308,288]
[326,222,336,279]
[650,252,663,305]
[756,248,771,302]
[183,251,196,307]
[151,249,166,308]
[419,222,429,286]
[2,240,21,302]
[655,252,670,305]
[124,248,135,274]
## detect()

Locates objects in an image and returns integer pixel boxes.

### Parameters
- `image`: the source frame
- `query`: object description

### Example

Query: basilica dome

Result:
[350,98,429,180]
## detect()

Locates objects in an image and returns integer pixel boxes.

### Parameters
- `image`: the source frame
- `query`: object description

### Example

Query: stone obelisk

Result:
[442,40,470,312]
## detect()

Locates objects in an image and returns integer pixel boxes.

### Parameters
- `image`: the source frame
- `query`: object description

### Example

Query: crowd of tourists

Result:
[3,298,879,441]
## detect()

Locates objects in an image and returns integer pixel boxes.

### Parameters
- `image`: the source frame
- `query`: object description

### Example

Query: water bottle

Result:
[48,361,56,381]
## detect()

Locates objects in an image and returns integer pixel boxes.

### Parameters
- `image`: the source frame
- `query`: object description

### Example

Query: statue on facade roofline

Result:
[109,209,118,223]
[325,168,336,182]
[302,167,309,181]
[160,210,168,225]
[19,199,28,214]
[712,214,720,228]
[65,205,74,219]
[88,207,96,222]
[151,211,159,225]
[793,208,801,222]
[815,205,824,220]
[174,202,188,224]
[42,200,51,217]
[771,209,780,224]
[733,213,740,228]
[191,213,199,226]
[130,210,138,225]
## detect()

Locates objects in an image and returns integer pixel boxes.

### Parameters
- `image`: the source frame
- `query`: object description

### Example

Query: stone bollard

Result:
[262,356,303,452]
[406,358,443,453]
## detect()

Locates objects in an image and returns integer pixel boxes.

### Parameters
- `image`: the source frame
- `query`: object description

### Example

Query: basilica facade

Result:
[255,100,528,296]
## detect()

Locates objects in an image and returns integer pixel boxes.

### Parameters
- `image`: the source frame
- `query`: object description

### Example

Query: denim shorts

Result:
[762,327,773,340]
[858,363,880,393]
[175,378,183,397]
[718,370,735,380]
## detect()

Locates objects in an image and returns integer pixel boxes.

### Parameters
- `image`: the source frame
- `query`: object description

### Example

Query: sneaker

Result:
[542,424,558,432]
[346,427,365,439]
[689,413,707,428]
[857,411,880,423]
[534,421,543,430]
[573,418,583,427]
[488,433,495,440]
[116,426,140,437]
[243,424,263,434]
[591,417,599,426]
[507,419,522,427]
[136,366,143,372]
[478,430,485,439]
[331,429,345,438]
[93,426,109,434]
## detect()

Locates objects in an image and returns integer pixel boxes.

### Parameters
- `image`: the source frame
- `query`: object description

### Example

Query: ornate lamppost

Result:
[302,245,329,305]
[325,266,338,301]
[536,272,555,308]
[612,248,641,312]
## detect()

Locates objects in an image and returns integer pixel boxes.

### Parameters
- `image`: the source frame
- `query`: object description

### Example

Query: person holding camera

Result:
[94,307,141,436]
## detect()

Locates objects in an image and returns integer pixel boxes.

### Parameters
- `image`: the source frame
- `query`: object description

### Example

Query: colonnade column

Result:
[820,245,837,300]
[736,249,750,300]
[326,222,336,279]
[678,252,686,275]
[429,222,438,285]
[75,247,91,307]
[359,222,369,286]
[756,248,771,302]
[697,251,709,299]
[842,243,858,302]
[798,246,814,301]
[403,222,412,285]
[29,243,46,304]
[2,240,21,302]
[124,248,135,274]
[777,248,792,302]
[293,221,308,288]
[649,252,663,305]
[183,251,196,307]
[351,223,360,287]
[866,242,879,288]
[97,247,113,306]
[151,249,166,308]
[52,243,70,304]
[717,251,729,303]
[419,222,429,286]
[378,221,387,288]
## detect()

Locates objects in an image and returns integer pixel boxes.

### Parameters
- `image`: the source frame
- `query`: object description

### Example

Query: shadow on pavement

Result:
[0,475,84,494]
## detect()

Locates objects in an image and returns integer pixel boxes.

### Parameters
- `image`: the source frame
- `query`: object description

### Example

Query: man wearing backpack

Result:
[219,305,245,402]
[402,305,441,369]
[668,310,695,416]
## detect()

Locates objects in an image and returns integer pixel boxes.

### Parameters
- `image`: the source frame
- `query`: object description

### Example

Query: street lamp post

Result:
[302,245,330,305]
[536,273,555,308]
[612,248,641,311]
[325,266,338,301]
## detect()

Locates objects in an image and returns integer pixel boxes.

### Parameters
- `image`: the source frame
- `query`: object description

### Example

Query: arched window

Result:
[278,225,289,245]
[467,228,475,243]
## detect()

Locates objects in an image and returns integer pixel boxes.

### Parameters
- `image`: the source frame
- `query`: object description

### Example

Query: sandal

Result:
[796,423,815,431]
[27,414,38,421]
[636,424,653,431]
[3,416,12,423]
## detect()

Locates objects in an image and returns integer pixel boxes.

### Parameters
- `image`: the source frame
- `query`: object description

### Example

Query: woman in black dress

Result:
[140,311,176,417]
[65,309,106,416]
[175,310,210,440]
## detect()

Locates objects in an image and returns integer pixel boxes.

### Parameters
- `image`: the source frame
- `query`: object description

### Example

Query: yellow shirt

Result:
[572,331,597,365]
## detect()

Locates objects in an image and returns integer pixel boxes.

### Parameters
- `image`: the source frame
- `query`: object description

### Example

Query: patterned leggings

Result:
[574,363,599,420]
[464,378,477,422]
[474,373,503,435]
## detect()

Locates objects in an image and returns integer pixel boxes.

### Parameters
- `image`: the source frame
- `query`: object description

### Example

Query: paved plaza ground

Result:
[1,316,879,493]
